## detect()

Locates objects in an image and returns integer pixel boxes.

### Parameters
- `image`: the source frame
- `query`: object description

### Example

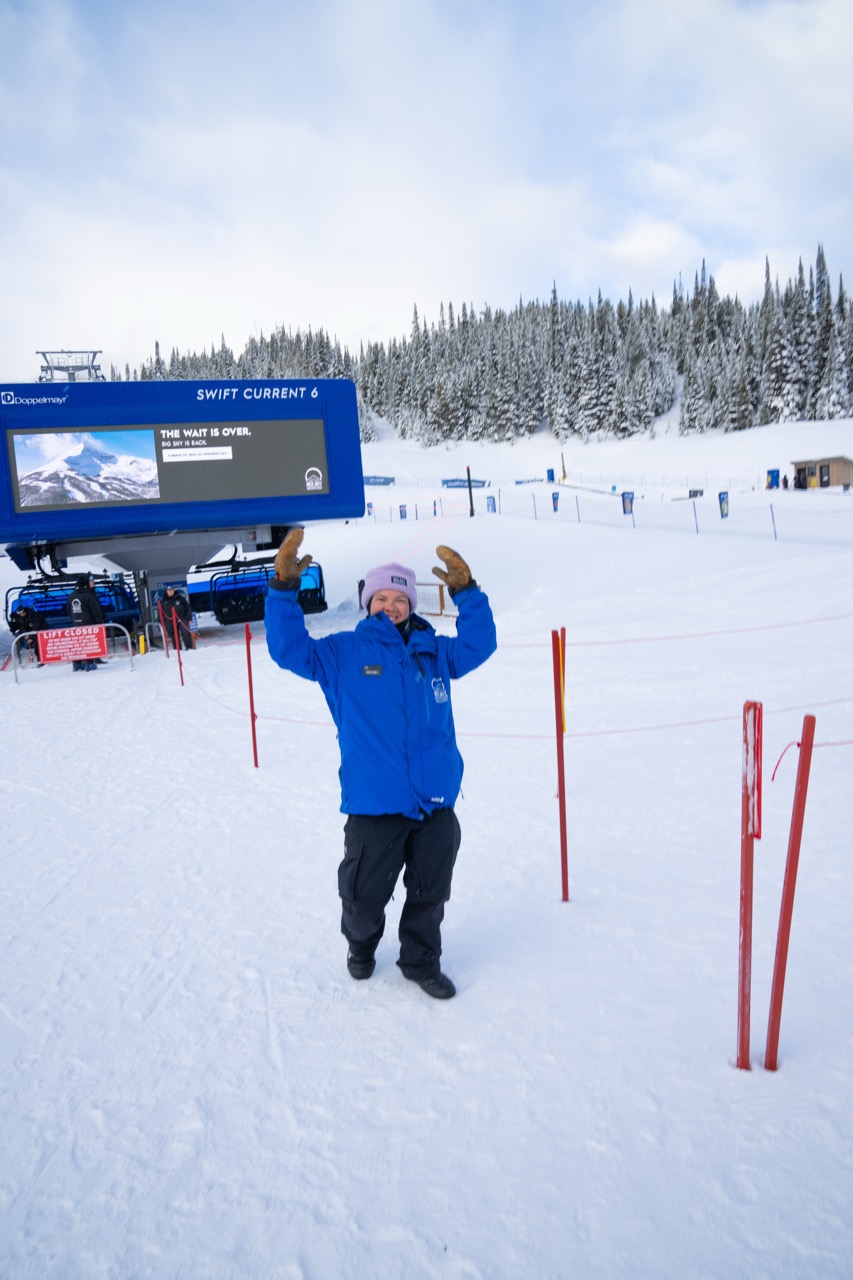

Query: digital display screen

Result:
[0,377,364,542]
[7,418,330,513]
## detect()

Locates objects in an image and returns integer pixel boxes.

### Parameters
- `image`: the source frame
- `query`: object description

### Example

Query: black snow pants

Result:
[338,808,462,979]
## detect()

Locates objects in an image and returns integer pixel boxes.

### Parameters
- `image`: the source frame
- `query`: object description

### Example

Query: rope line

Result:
[178,605,852,657]
[501,610,853,649]
[176,665,853,743]
[771,736,853,781]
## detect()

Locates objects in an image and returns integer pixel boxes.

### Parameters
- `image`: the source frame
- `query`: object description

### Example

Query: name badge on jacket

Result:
[362,664,382,676]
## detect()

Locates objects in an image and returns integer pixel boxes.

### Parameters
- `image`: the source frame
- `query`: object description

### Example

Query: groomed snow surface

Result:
[2,419,852,1278]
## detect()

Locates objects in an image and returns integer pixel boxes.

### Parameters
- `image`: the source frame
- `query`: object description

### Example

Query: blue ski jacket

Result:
[265,581,497,819]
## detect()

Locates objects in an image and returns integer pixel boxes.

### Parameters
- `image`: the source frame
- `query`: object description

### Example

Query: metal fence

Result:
[574,493,853,546]
[358,485,853,546]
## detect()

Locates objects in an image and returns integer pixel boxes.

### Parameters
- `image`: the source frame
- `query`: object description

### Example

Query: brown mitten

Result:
[274,527,313,583]
[432,545,472,594]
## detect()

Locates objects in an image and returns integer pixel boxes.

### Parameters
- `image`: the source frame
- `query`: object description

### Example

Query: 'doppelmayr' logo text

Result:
[1,390,69,406]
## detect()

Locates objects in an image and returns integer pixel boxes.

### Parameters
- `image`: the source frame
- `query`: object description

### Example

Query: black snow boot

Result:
[406,972,456,1000]
[347,950,376,980]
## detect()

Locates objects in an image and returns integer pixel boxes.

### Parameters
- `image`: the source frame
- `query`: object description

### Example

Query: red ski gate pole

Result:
[764,714,816,1071]
[172,610,185,686]
[245,623,259,768]
[551,629,569,902]
[157,600,171,658]
[737,701,762,1070]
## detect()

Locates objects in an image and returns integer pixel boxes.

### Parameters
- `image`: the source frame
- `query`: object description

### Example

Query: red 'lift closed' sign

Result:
[38,626,108,665]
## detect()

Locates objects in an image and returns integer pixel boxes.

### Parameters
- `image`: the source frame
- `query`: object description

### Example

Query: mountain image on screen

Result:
[18,442,160,507]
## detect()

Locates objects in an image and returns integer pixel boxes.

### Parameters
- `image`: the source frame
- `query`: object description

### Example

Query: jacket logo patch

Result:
[431,677,448,704]
[362,664,382,676]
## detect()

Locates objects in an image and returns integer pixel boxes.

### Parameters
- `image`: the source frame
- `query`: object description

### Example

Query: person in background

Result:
[10,603,46,665]
[160,585,193,649]
[265,528,497,1000]
[67,574,106,671]
[9,607,26,640]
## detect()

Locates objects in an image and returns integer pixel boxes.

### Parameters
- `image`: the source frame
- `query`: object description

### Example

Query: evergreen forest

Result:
[120,246,853,446]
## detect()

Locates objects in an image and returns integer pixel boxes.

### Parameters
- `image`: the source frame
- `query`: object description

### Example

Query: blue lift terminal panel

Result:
[0,378,365,545]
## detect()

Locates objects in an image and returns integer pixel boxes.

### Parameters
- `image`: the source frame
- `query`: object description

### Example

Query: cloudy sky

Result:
[1,0,851,382]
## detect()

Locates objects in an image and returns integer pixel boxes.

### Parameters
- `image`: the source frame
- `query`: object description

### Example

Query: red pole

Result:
[157,600,171,658]
[551,630,569,902]
[764,714,816,1071]
[245,622,259,768]
[737,701,762,1069]
[172,610,184,686]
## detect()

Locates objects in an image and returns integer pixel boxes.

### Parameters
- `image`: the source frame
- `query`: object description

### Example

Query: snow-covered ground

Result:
[2,417,853,1278]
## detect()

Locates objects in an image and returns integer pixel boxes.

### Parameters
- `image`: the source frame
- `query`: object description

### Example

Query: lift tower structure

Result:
[37,350,106,383]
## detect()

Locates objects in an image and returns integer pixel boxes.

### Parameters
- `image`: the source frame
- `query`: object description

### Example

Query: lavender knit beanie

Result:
[361,562,417,612]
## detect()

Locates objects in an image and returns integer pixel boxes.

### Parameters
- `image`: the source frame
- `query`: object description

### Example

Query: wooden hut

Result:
[791,456,853,490]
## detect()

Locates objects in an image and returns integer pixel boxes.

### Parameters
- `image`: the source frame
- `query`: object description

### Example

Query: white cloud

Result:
[1,0,851,381]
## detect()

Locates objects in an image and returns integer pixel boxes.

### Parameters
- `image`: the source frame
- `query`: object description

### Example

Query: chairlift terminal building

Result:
[0,376,365,621]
